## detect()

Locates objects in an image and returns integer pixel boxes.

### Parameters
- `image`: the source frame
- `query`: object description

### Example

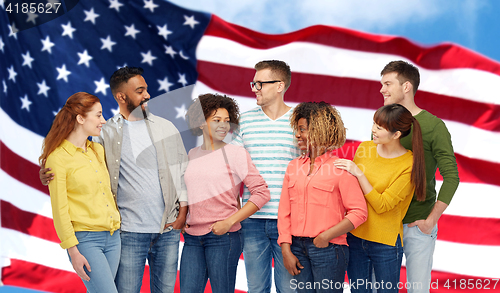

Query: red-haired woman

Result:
[39,92,120,293]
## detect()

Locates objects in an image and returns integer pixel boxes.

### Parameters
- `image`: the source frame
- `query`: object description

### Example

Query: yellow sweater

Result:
[46,140,121,249]
[350,141,415,246]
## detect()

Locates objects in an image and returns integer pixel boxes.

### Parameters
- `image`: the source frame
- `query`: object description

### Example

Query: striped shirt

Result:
[231,107,300,218]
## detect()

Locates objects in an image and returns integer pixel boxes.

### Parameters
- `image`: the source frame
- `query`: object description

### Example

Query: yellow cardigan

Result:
[46,139,120,249]
[350,141,415,246]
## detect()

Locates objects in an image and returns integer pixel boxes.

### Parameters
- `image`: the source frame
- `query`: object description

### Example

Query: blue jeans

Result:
[70,231,121,293]
[403,224,437,293]
[115,230,180,293]
[347,233,403,293]
[290,237,348,293]
[241,218,295,293]
[179,231,243,293]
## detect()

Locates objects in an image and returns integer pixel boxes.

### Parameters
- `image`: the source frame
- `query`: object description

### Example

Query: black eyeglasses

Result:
[250,80,281,90]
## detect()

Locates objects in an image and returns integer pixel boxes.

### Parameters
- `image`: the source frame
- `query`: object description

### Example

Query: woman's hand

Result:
[211,219,233,235]
[334,159,364,177]
[281,244,303,276]
[313,233,330,248]
[68,246,91,281]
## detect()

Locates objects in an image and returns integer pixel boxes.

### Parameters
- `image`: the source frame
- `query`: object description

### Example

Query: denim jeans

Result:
[290,237,348,293]
[70,231,121,293]
[179,231,242,293]
[240,218,295,293]
[115,229,180,293]
[347,233,403,293]
[403,224,438,293]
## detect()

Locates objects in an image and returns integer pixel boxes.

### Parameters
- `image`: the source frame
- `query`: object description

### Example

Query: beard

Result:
[125,95,140,114]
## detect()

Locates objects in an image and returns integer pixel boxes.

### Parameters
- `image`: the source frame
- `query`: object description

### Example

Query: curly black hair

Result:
[290,101,346,151]
[186,93,240,136]
[109,66,144,95]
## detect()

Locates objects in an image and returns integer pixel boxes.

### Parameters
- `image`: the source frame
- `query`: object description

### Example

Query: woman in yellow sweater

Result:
[39,92,120,292]
[334,103,425,293]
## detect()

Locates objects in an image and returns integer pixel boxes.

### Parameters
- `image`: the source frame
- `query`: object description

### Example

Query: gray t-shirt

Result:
[117,119,165,232]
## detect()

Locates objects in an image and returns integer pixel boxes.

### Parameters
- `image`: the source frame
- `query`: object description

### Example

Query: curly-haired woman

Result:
[277,101,368,293]
[180,93,270,293]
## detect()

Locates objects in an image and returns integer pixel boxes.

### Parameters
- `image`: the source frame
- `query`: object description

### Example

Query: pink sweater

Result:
[184,144,270,236]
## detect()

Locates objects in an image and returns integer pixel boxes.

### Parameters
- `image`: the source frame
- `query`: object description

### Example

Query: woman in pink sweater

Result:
[180,93,271,293]
[278,102,368,293]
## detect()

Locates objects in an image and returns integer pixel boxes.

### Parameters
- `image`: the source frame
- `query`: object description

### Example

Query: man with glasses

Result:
[232,60,299,292]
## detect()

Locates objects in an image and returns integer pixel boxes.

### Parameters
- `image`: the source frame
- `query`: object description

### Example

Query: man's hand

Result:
[164,205,187,231]
[164,215,186,231]
[281,244,303,276]
[39,161,54,186]
[68,246,91,281]
[408,219,434,235]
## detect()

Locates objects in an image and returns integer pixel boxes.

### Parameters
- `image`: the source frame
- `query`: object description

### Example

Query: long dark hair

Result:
[374,104,426,201]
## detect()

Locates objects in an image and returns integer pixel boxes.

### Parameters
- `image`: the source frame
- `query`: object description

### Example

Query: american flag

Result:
[1,0,500,292]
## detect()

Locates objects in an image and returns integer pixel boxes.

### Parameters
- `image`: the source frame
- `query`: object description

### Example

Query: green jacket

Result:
[400,110,459,224]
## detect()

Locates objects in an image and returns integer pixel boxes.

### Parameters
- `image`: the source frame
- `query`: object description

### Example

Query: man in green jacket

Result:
[379,60,460,293]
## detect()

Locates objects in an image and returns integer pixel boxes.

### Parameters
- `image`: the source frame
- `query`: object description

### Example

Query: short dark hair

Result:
[254,60,292,91]
[110,66,144,95]
[186,93,240,136]
[381,60,420,95]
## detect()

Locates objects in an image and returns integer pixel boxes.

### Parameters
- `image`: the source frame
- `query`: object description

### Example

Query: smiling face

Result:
[80,102,106,137]
[118,75,150,115]
[371,121,399,145]
[252,68,282,107]
[295,117,309,151]
[380,72,406,106]
[202,108,230,143]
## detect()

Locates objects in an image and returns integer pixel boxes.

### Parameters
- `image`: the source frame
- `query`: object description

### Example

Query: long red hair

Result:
[39,92,101,165]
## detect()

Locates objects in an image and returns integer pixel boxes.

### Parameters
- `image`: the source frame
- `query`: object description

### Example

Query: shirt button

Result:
[117,142,120,144]
[90,160,92,162]
[100,181,102,183]
[116,159,118,162]
[114,177,117,180]
[96,170,98,172]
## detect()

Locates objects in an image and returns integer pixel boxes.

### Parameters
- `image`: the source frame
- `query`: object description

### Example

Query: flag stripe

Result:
[4,195,500,247]
[3,236,500,292]
[205,15,500,75]
[2,1,500,292]
[197,60,500,132]
[197,35,500,107]
[1,201,58,243]
[3,134,500,223]
[0,141,48,195]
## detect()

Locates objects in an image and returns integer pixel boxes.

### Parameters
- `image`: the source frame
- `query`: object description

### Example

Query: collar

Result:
[110,112,155,123]
[298,150,338,166]
[61,139,93,156]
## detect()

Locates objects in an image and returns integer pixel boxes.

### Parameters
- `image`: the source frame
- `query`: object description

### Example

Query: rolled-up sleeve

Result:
[240,149,270,209]
[277,171,292,245]
[339,172,368,228]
